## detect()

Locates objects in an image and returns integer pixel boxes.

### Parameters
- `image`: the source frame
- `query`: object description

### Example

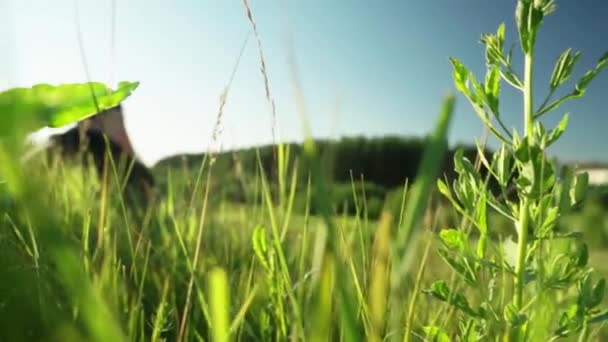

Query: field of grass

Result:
[2,0,608,341]
[0,136,607,341]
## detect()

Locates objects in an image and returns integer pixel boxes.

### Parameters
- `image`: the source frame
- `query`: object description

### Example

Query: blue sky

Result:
[2,0,608,166]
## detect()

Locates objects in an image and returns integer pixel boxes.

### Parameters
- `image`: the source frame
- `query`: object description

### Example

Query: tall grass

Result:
[1,0,608,341]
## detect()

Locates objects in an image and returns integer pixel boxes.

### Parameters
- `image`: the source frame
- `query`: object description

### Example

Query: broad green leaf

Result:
[0,81,139,138]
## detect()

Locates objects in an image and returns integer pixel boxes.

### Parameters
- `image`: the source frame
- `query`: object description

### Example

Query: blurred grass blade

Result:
[209,267,230,342]
[392,94,455,274]
[367,211,393,342]
[311,253,336,342]
[388,94,455,340]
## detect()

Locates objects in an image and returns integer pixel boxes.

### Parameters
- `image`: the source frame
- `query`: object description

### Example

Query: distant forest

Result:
[153,135,490,188]
[151,135,608,219]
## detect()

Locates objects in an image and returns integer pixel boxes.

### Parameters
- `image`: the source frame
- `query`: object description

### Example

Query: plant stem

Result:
[524,52,535,143]
[514,198,530,309]
[514,51,534,311]
[577,318,589,342]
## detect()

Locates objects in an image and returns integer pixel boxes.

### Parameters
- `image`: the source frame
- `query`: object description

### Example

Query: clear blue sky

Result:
[2,0,608,166]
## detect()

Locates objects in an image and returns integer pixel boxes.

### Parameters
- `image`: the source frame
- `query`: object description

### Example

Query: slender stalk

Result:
[577,319,589,342]
[514,51,534,310]
[524,52,535,143]
[514,198,530,309]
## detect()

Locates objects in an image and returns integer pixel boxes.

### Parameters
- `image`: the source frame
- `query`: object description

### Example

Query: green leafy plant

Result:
[0,81,139,139]
[426,0,608,340]
[0,81,139,341]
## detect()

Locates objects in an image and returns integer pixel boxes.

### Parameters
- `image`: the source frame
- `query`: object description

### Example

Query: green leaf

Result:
[589,310,608,324]
[575,51,608,95]
[0,81,139,138]
[252,225,271,271]
[426,280,480,317]
[484,66,501,114]
[422,326,450,342]
[454,177,476,213]
[550,49,581,90]
[454,149,479,180]
[591,278,605,309]
[493,145,513,187]
[555,304,584,337]
[578,272,605,310]
[557,166,575,211]
[500,68,523,89]
[546,113,569,147]
[439,229,469,253]
[459,319,481,342]
[438,178,466,212]
[514,137,530,162]
[469,73,486,109]
[538,206,558,237]
[504,303,528,327]
[438,249,478,287]
[514,140,555,199]
[450,58,471,96]
[576,244,589,268]
[516,0,554,53]
[516,0,544,54]
[481,24,506,67]
[392,94,455,282]
[437,179,452,198]
[474,195,488,260]
[570,172,589,206]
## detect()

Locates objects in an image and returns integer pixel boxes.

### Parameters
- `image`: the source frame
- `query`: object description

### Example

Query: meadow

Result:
[2,0,608,341]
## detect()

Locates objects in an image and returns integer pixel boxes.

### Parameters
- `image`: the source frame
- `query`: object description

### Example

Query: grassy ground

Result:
[1,148,608,341]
